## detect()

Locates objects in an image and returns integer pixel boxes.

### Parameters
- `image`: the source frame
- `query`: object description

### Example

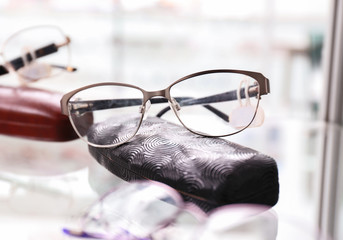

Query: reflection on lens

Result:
[78,181,183,239]
[68,84,144,147]
[169,72,261,137]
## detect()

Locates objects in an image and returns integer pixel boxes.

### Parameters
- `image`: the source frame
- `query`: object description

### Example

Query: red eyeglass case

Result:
[0,85,78,141]
[88,116,279,212]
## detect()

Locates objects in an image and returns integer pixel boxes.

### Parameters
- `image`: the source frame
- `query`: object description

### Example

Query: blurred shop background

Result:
[1,0,341,239]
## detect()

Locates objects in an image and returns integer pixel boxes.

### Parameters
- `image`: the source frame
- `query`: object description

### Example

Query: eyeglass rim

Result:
[167,69,268,138]
[61,82,147,148]
[61,69,270,147]
[0,25,72,81]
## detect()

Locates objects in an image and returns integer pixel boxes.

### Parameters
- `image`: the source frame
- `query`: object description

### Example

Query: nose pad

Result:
[229,79,265,129]
[171,98,181,110]
[169,98,181,116]
[139,100,151,114]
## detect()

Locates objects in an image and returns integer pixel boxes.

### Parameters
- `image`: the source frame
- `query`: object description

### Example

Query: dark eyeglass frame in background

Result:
[0,25,76,83]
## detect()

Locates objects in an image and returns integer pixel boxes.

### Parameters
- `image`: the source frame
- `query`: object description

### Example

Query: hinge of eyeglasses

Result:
[69,101,94,116]
[171,98,181,111]
[139,101,151,114]
[248,85,260,99]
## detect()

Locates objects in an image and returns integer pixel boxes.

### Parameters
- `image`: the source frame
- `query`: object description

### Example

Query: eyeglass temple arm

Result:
[155,102,228,121]
[69,98,144,115]
[69,97,230,123]
[179,85,260,107]
[0,38,76,77]
[156,85,260,120]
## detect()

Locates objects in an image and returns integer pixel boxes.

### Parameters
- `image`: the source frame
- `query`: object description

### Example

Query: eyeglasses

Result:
[61,69,270,148]
[63,181,205,240]
[0,25,76,84]
[62,181,276,240]
[63,180,330,240]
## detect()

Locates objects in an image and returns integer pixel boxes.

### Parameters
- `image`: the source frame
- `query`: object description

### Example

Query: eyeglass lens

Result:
[72,182,183,239]
[169,72,262,136]
[68,85,145,147]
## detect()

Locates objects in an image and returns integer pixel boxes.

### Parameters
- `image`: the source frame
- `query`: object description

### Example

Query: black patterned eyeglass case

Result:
[88,116,279,212]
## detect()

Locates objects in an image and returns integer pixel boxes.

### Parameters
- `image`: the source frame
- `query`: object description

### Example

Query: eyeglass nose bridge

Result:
[142,88,170,106]
[144,88,168,100]
[138,89,168,115]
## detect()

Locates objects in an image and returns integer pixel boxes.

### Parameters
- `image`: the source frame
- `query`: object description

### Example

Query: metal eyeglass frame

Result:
[0,25,77,79]
[61,69,270,148]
